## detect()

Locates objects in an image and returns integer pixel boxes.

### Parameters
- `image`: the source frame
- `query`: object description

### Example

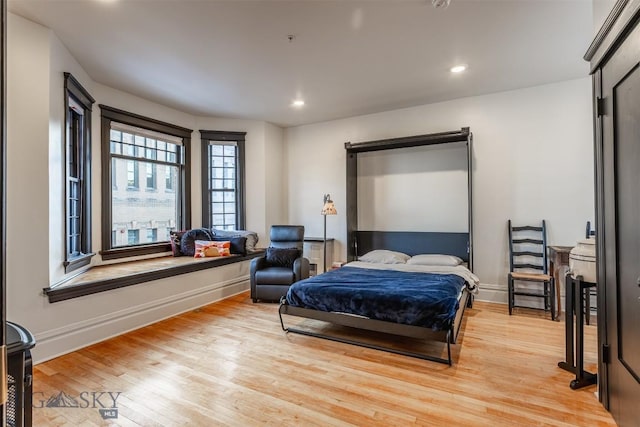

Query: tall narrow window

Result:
[127,160,139,189]
[165,165,174,192]
[127,229,140,245]
[64,73,95,273]
[101,105,192,260]
[146,163,157,190]
[146,228,158,242]
[200,130,246,231]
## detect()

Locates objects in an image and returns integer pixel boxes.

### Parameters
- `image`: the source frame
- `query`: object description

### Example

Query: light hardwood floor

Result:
[32,293,615,426]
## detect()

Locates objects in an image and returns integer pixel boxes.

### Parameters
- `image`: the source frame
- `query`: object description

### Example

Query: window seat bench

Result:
[44,251,264,303]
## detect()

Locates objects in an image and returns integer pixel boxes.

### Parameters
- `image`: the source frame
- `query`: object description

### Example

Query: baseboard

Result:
[32,276,250,364]
[476,283,599,323]
[475,283,507,304]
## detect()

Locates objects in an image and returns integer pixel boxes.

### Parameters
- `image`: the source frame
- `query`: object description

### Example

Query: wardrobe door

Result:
[599,18,640,426]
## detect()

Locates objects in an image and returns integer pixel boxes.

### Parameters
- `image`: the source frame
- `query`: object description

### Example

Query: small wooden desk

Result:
[303,238,334,275]
[548,245,573,320]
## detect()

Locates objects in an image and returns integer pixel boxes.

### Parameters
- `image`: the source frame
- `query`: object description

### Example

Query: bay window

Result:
[101,106,192,259]
[200,130,246,231]
[64,73,95,273]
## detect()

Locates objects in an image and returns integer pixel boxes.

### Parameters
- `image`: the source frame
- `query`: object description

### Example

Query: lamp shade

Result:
[321,194,337,215]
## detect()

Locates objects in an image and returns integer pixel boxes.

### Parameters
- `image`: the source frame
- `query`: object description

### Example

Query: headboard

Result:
[356,231,469,262]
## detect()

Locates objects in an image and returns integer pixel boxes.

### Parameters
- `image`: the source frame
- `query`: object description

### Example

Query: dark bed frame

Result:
[279,128,474,365]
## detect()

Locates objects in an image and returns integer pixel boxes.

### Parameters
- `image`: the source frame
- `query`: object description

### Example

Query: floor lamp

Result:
[321,194,337,273]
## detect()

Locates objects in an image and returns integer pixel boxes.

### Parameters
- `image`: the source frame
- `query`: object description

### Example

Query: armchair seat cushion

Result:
[255,267,296,285]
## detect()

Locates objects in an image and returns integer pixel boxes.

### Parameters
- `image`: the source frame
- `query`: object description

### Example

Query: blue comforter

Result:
[285,266,466,330]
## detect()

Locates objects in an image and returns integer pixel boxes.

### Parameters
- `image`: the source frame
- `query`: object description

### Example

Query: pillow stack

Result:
[171,227,257,257]
[358,250,463,266]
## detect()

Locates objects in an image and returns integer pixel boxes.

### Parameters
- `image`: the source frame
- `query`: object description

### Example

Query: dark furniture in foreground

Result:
[507,220,555,320]
[280,230,473,365]
[585,0,640,417]
[6,322,36,427]
[558,274,597,390]
[250,225,309,302]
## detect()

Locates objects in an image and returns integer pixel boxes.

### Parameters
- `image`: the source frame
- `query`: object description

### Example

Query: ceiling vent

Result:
[432,0,451,9]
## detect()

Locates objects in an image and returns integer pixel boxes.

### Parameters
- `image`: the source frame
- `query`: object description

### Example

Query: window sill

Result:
[100,243,171,260]
[64,252,96,274]
[44,251,264,303]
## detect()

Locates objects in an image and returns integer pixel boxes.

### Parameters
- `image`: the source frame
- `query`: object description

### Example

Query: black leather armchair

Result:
[250,225,310,302]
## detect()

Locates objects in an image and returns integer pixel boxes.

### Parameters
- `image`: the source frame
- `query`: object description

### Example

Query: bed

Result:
[279,129,475,365]
[279,231,478,365]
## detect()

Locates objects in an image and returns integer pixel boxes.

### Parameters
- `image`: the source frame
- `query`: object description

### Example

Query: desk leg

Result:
[558,273,575,374]
[552,257,562,321]
[570,280,597,390]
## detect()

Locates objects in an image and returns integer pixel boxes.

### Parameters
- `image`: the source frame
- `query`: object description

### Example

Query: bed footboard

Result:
[279,302,455,365]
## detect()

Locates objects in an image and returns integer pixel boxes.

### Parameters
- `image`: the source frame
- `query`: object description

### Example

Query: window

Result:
[200,130,246,231]
[146,228,158,242]
[63,73,95,273]
[127,229,140,245]
[146,163,157,190]
[101,105,192,260]
[127,160,139,189]
[165,166,174,192]
[111,159,118,189]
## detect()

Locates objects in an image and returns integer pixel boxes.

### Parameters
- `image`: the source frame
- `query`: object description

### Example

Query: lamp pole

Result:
[323,213,327,273]
[321,193,336,274]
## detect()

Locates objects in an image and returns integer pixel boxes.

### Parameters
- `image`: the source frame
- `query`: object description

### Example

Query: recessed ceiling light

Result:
[292,99,305,107]
[450,65,467,73]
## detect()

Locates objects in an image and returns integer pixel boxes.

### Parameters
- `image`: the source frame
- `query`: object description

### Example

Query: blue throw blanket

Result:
[285,266,467,331]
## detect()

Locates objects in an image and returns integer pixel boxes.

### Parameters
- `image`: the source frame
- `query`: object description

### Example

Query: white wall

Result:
[357,143,468,232]
[7,14,51,322]
[286,78,594,302]
[7,13,286,363]
[264,122,287,231]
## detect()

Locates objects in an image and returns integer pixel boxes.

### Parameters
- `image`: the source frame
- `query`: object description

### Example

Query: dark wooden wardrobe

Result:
[585,0,640,424]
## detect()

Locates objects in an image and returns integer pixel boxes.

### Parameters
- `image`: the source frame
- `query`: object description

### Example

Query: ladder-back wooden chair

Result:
[508,220,555,320]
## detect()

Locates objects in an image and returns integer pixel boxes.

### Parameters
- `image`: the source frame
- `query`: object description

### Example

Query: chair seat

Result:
[510,272,552,282]
[255,267,296,285]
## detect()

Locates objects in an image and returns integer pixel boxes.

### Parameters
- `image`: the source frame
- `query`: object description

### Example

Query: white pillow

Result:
[359,250,410,264]
[407,254,463,266]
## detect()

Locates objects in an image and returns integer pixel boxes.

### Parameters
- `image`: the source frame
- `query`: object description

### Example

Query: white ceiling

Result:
[9,0,594,127]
